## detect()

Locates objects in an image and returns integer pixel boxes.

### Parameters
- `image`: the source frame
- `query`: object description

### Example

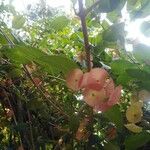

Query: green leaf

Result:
[133,44,150,65]
[8,68,22,78]
[125,131,150,150]
[116,73,132,86]
[69,115,79,132]
[12,15,25,29]
[140,0,150,17]
[103,105,123,131]
[111,60,137,86]
[3,45,77,75]
[38,55,78,75]
[102,23,125,43]
[131,0,150,18]
[0,33,8,44]
[85,0,94,8]
[127,0,141,10]
[97,0,125,13]
[126,68,150,81]
[107,10,121,23]
[111,60,136,75]
[104,142,120,150]
[139,81,150,91]
[49,16,69,32]
[140,21,150,37]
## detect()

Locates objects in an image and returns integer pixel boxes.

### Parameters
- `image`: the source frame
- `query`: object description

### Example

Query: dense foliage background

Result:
[0,0,150,149]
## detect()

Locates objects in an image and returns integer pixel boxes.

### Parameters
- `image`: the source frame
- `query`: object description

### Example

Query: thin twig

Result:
[23,65,69,118]
[48,75,65,82]
[77,0,94,138]
[4,90,24,148]
[27,110,35,150]
[78,0,92,71]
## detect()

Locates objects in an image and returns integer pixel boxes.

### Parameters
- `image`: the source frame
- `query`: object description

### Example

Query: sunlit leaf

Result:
[3,45,77,75]
[0,33,8,44]
[49,16,69,32]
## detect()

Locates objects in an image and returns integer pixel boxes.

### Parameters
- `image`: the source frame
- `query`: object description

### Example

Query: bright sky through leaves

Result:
[11,0,72,12]
[11,0,150,51]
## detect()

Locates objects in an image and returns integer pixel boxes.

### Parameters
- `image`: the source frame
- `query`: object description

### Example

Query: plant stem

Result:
[78,0,91,71]
[27,110,35,150]
[77,0,94,138]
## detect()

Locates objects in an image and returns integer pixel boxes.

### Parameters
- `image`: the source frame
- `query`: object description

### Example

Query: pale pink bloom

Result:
[94,103,112,112]
[87,68,109,90]
[66,68,122,112]
[83,88,108,108]
[104,78,115,96]
[95,85,122,112]
[108,85,122,106]
[80,72,90,88]
[84,84,122,112]
[66,69,83,91]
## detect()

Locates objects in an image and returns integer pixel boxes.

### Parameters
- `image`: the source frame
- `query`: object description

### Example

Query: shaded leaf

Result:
[97,0,125,13]
[140,21,150,37]
[127,0,141,10]
[102,23,125,43]
[124,131,150,150]
[126,68,150,81]
[104,142,120,150]
[104,105,123,131]
[139,81,150,91]
[133,44,150,65]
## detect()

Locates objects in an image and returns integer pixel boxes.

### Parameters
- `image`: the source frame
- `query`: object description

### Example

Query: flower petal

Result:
[80,72,90,88]
[126,102,143,123]
[83,88,107,108]
[66,69,83,91]
[124,123,142,133]
[87,68,109,90]
[108,85,122,106]
[104,78,115,97]
[94,102,111,112]
[138,90,150,101]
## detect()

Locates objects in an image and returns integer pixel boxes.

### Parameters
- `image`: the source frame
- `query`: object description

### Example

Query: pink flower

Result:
[66,69,83,91]
[83,88,108,107]
[107,85,122,106]
[104,78,115,96]
[80,72,90,88]
[86,68,109,90]
[66,68,122,112]
[94,85,122,112]
[83,80,122,112]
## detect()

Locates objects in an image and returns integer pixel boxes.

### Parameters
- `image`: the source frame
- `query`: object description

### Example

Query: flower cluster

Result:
[125,101,143,133]
[66,68,122,112]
